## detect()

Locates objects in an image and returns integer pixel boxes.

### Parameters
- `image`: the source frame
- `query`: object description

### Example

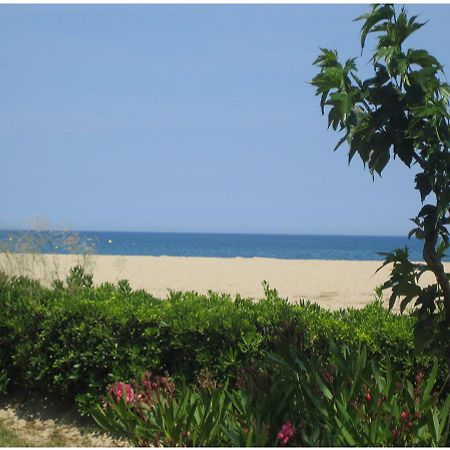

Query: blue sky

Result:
[1,4,450,235]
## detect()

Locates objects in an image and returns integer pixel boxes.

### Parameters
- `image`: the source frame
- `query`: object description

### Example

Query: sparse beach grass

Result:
[0,217,96,284]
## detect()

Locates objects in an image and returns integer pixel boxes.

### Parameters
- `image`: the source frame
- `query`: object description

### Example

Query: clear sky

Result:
[1,4,450,235]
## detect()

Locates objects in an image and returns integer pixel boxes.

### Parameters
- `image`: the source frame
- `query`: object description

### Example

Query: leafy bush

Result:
[92,371,284,447]
[91,342,450,447]
[267,341,450,446]
[92,373,236,447]
[0,267,445,414]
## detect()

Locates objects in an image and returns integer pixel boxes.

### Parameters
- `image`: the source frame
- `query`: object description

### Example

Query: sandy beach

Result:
[2,253,446,310]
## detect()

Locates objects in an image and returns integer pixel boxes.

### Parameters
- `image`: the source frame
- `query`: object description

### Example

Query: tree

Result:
[311,4,450,363]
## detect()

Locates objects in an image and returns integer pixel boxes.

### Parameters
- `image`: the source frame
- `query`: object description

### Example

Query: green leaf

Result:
[355,4,395,50]
[423,360,438,401]
[400,295,414,313]
[408,227,422,239]
[316,373,333,400]
[407,49,442,70]
[415,172,433,202]
[432,409,440,442]
[439,395,450,435]
[418,204,436,217]
[335,403,357,446]
[369,146,390,175]
[388,291,397,310]
[330,91,355,122]
[395,139,414,167]
[334,133,348,151]
[313,47,339,68]
[328,106,342,130]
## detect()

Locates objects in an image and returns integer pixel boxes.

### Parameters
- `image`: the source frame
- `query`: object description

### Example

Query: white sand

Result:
[3,253,446,310]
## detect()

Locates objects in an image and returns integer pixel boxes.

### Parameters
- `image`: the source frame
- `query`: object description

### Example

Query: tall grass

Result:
[0,216,96,284]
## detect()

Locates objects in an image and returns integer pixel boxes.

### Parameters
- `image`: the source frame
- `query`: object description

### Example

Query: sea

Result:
[0,230,435,261]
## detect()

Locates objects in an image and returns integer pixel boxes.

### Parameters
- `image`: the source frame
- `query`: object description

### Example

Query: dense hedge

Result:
[0,267,444,413]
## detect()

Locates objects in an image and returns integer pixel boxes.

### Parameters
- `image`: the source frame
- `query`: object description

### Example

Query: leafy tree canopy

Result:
[312,4,450,362]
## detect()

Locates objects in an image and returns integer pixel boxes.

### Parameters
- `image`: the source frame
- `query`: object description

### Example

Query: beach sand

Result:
[3,253,447,310]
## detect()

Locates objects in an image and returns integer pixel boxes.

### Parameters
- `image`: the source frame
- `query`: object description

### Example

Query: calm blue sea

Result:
[0,230,433,261]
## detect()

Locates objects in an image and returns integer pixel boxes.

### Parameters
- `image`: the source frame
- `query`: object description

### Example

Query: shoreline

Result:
[0,250,428,263]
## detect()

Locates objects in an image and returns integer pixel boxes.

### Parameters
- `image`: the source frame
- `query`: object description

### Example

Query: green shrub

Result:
[92,374,237,447]
[92,371,278,446]
[265,341,450,446]
[0,267,445,414]
[91,342,450,447]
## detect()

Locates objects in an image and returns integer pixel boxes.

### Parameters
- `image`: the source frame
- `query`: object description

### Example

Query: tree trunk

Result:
[423,231,450,324]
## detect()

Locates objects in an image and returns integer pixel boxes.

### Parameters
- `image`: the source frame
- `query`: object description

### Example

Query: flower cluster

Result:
[137,372,175,407]
[277,421,295,445]
[105,372,175,411]
[110,381,135,403]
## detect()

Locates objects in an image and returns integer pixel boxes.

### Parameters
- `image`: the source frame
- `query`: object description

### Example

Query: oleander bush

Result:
[0,266,446,414]
[92,372,288,447]
[91,342,450,446]
[268,342,450,446]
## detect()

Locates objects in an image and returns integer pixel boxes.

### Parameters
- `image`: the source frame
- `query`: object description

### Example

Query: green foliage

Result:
[92,341,450,447]
[0,268,444,415]
[267,341,450,446]
[92,376,240,447]
[92,371,293,447]
[312,4,450,361]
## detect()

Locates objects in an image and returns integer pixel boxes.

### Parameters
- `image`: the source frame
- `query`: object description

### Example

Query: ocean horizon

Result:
[0,229,434,261]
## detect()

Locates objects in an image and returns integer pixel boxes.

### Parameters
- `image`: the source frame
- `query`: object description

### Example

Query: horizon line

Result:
[0,227,410,239]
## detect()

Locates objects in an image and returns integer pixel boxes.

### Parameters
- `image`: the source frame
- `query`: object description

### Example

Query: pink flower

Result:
[277,421,295,445]
[111,381,135,403]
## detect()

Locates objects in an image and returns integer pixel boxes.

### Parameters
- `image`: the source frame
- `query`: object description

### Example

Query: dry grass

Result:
[0,216,96,284]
